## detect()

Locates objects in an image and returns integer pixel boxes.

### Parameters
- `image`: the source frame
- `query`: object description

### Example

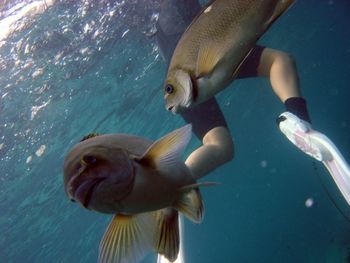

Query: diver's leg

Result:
[256,48,311,122]
[251,48,350,204]
[238,46,311,122]
[256,48,301,102]
[181,98,233,180]
[245,48,319,156]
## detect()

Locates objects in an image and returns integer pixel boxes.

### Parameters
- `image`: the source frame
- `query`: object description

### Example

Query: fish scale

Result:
[170,0,260,70]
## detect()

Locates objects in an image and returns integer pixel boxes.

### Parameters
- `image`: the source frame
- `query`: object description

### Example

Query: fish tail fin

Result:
[99,213,157,263]
[154,208,180,262]
[265,0,295,28]
[174,188,204,224]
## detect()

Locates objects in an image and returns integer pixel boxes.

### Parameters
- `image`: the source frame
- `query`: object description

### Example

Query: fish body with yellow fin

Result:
[164,0,294,113]
[63,125,205,263]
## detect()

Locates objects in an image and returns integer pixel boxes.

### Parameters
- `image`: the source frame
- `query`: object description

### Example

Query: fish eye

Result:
[81,155,97,165]
[165,84,174,94]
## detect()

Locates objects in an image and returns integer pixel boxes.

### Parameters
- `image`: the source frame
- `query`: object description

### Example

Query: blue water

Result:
[1,0,350,262]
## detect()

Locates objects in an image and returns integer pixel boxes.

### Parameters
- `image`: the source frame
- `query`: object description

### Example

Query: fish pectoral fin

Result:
[99,213,157,263]
[154,209,180,262]
[174,188,204,224]
[137,124,192,170]
[230,48,254,80]
[196,41,225,78]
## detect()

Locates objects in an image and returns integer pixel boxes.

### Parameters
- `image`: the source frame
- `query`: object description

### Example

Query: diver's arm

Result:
[185,126,233,180]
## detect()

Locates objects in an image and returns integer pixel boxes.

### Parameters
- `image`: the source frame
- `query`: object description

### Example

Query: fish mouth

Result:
[168,105,178,114]
[69,177,105,209]
[166,104,184,114]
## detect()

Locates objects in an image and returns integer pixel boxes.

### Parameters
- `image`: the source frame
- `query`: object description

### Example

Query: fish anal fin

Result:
[154,209,180,262]
[174,188,204,224]
[138,125,192,170]
[196,41,225,78]
[99,213,157,263]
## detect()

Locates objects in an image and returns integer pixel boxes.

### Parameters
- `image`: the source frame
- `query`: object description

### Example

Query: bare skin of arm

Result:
[185,126,234,180]
[186,48,301,180]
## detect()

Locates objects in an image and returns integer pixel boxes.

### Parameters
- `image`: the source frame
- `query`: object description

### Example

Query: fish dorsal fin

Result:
[99,213,157,263]
[138,124,192,170]
[196,40,225,78]
[154,209,180,262]
[174,188,204,224]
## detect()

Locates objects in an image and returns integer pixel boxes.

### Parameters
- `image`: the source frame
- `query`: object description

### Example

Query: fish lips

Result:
[167,103,187,115]
[168,104,180,114]
[69,177,105,209]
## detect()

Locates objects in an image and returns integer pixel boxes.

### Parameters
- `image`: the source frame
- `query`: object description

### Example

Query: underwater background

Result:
[1,0,350,262]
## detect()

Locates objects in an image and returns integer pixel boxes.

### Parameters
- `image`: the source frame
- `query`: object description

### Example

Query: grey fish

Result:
[63,125,206,263]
